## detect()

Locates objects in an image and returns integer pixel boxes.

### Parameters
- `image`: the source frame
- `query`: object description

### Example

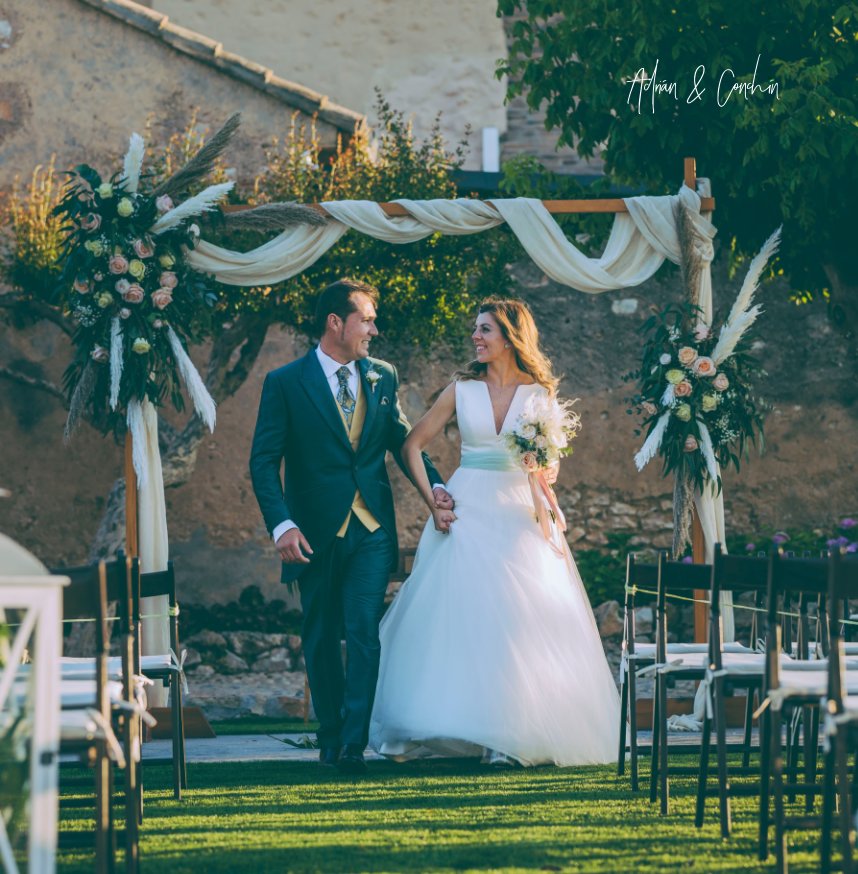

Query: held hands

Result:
[276,528,314,564]
[433,486,455,510]
[432,506,457,534]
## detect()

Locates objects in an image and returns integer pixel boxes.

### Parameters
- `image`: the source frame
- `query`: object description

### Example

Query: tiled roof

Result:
[77,0,366,134]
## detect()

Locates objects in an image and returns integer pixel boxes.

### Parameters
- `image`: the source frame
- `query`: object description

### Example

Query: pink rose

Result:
[122,284,145,304]
[692,356,716,377]
[694,323,711,341]
[114,278,130,295]
[151,288,173,310]
[684,435,699,452]
[674,380,693,398]
[109,254,129,275]
[713,373,730,392]
[521,451,539,472]
[91,345,109,363]
[159,271,178,289]
[133,238,155,259]
[152,319,164,329]
[677,346,698,366]
[155,195,174,213]
[79,213,101,232]
[641,401,658,416]
[73,277,91,294]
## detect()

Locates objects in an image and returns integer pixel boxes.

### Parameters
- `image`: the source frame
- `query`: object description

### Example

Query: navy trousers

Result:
[299,516,395,749]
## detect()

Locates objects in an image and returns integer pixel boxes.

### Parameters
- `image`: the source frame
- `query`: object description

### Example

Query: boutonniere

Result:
[366,368,382,394]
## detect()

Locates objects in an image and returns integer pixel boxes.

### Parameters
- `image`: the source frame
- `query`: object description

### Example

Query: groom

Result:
[249,279,451,774]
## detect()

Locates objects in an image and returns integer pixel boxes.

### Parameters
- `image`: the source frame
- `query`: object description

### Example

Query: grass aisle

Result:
[58,759,822,873]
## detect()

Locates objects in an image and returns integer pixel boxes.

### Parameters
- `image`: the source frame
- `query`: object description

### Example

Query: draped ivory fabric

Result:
[135,400,170,707]
[137,186,730,672]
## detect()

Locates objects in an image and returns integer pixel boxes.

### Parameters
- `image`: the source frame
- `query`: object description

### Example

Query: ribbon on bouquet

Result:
[527,469,573,569]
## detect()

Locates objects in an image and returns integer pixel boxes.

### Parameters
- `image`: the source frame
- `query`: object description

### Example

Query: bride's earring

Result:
[504,343,511,348]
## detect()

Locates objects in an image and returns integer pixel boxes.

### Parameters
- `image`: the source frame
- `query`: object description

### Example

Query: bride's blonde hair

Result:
[454,298,560,395]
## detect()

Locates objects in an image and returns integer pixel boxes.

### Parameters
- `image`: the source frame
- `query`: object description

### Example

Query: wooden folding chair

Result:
[138,561,188,799]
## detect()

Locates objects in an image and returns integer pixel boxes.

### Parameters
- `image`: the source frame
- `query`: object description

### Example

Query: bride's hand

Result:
[432,507,457,534]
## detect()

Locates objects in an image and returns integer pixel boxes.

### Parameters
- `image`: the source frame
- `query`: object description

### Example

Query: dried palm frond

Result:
[672,470,694,558]
[218,202,327,232]
[64,361,97,444]
[674,199,703,322]
[152,113,242,199]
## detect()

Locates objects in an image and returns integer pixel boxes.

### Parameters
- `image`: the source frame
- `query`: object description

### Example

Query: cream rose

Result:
[159,253,176,269]
[152,319,164,329]
[151,289,173,310]
[97,182,113,199]
[674,380,692,398]
[701,393,718,412]
[119,308,132,320]
[534,435,548,449]
[693,356,716,377]
[132,338,151,355]
[122,284,145,304]
[108,254,129,275]
[117,197,135,218]
[128,259,146,280]
[84,239,105,257]
[713,373,730,392]
[96,292,113,309]
[133,239,155,259]
[521,423,537,440]
[674,403,692,422]
[659,353,672,365]
[677,346,698,366]
[159,271,178,289]
[684,435,699,452]
[694,323,710,341]
[665,369,685,385]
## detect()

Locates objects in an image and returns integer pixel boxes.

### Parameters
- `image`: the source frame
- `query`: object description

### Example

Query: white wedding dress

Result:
[369,379,621,766]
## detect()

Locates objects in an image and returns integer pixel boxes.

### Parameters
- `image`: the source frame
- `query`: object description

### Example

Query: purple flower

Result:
[681,556,694,564]
[772,531,790,545]
[828,536,851,549]
[840,518,857,529]
[745,542,756,552]
[847,543,858,554]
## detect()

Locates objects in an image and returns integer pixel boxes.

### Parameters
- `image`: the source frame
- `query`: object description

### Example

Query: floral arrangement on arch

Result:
[54,113,324,439]
[628,228,780,493]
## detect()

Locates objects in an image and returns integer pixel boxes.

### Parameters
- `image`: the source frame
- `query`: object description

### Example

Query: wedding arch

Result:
[121,156,725,660]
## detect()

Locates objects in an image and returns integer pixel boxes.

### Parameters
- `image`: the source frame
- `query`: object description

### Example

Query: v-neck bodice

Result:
[455,379,544,470]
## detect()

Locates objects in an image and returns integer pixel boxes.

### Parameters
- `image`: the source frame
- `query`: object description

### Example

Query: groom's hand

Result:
[432,486,455,510]
[276,528,313,564]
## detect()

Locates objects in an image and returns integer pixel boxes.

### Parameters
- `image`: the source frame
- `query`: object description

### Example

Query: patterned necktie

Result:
[335,365,356,430]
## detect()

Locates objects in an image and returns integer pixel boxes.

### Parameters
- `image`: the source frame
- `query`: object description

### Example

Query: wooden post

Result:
[684,157,697,191]
[124,434,138,558]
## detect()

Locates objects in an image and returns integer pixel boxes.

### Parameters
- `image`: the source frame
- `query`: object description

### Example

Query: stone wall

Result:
[0,0,362,195]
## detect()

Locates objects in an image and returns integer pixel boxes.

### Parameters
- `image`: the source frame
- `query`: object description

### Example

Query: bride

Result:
[369,298,620,767]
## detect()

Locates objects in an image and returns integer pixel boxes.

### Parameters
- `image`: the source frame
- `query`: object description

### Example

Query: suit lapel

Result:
[300,349,353,452]
[357,358,380,452]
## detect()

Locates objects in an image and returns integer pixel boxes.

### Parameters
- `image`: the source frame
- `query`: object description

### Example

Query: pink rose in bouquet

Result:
[677,346,698,366]
[151,289,174,310]
[122,284,145,304]
[109,254,129,275]
[692,356,716,377]
[674,380,692,398]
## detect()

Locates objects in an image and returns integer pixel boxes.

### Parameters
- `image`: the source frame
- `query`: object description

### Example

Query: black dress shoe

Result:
[319,746,340,767]
[337,745,367,775]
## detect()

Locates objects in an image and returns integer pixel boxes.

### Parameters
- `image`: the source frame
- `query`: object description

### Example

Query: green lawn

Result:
[56,758,825,873]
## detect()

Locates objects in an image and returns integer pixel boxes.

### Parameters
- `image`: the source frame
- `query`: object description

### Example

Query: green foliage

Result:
[247,95,517,350]
[498,1,858,296]
[575,531,636,605]
[1,157,66,298]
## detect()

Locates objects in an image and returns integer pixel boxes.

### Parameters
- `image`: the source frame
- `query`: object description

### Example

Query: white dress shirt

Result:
[272,347,445,544]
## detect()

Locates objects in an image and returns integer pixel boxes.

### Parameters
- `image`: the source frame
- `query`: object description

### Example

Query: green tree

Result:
[498,2,858,353]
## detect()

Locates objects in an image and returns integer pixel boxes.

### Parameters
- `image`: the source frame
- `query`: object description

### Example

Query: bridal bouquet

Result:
[627,229,777,493]
[505,393,581,556]
[504,393,581,473]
